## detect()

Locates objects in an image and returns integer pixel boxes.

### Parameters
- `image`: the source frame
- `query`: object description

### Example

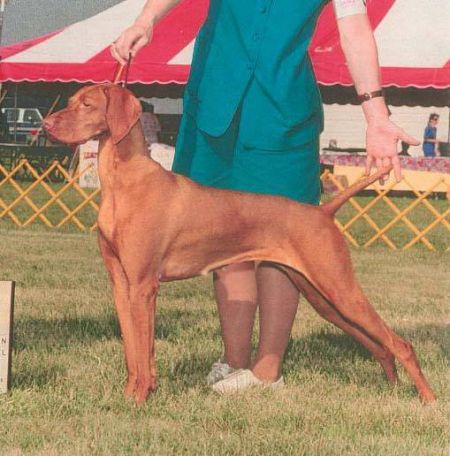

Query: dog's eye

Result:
[82,100,92,107]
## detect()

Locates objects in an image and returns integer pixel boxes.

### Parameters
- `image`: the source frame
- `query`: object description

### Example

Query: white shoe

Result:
[212,369,284,394]
[206,360,234,385]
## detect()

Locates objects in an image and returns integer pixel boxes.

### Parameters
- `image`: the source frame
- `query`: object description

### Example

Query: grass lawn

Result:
[0,228,449,455]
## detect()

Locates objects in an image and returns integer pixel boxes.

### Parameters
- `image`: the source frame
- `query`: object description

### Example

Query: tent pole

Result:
[0,89,7,104]
[30,94,61,146]
[13,83,17,143]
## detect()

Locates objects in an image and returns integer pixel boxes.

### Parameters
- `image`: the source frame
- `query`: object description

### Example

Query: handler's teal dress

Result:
[173,0,328,205]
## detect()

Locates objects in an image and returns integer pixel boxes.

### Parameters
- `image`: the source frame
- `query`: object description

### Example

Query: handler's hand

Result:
[111,23,153,65]
[365,118,420,182]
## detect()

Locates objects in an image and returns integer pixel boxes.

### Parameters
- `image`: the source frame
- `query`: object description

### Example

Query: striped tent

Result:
[0,0,448,88]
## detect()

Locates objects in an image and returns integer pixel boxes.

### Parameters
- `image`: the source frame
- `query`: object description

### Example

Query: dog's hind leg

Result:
[283,226,435,402]
[322,281,436,403]
[276,265,398,384]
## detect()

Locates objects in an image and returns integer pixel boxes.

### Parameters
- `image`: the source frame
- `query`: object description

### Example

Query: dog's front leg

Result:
[98,234,138,398]
[129,277,159,405]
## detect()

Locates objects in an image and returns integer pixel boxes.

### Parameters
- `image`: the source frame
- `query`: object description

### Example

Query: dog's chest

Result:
[97,198,116,243]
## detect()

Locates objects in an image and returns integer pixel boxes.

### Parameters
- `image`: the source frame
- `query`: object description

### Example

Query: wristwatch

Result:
[357,89,384,104]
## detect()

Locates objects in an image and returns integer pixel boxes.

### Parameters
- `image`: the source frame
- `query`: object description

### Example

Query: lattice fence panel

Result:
[321,170,450,251]
[0,160,100,231]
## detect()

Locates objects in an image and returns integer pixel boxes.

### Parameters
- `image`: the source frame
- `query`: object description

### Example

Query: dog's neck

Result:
[97,121,161,190]
[99,121,148,161]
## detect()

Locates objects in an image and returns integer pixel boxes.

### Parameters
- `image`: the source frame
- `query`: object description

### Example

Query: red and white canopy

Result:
[0,0,448,88]
[311,0,450,88]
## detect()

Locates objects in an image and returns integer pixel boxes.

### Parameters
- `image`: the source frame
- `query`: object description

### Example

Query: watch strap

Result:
[357,89,384,104]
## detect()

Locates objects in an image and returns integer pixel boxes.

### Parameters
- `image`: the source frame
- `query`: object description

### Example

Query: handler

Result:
[112,0,419,393]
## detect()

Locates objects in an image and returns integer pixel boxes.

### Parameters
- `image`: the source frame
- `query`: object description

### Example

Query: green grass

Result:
[0,228,449,455]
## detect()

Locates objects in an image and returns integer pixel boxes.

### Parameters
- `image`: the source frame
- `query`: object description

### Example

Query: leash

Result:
[113,52,132,87]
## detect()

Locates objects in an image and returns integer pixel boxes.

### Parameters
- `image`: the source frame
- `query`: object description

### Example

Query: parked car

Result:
[0,107,44,144]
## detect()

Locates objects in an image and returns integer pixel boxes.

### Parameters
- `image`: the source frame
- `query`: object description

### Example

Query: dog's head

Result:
[43,84,142,146]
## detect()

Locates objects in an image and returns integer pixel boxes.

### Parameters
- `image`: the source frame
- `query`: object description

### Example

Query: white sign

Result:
[0,281,15,394]
[79,140,100,189]
[150,143,175,171]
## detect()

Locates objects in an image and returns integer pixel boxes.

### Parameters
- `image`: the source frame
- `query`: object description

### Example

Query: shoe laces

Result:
[208,361,232,383]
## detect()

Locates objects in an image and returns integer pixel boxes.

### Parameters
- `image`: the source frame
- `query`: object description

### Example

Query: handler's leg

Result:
[252,262,300,382]
[213,262,258,369]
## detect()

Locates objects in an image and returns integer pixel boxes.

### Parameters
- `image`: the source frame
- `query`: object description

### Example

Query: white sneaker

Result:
[212,369,284,394]
[206,360,234,385]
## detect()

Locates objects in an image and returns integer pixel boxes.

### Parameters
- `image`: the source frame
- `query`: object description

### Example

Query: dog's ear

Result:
[102,85,142,145]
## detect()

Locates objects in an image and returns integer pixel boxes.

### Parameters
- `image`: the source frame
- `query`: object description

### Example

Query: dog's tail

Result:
[320,166,392,216]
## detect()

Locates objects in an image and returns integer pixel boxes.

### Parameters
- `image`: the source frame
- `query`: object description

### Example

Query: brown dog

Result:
[43,84,436,405]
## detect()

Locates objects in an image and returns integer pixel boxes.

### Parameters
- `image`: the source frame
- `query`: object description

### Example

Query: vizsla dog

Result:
[43,84,436,405]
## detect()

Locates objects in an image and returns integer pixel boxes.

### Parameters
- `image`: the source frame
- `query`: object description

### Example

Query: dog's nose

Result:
[43,116,55,131]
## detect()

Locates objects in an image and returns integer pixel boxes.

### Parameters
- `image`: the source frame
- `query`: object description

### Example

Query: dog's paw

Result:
[419,388,437,404]
[123,376,138,398]
[134,378,157,405]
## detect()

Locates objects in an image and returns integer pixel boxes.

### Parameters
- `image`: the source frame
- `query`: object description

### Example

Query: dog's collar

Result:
[113,53,132,88]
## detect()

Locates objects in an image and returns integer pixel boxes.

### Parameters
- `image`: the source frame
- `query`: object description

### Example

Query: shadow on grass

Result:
[284,323,448,384]
[395,323,450,350]
[12,362,66,389]
[156,306,216,341]
[159,351,221,394]
[400,323,450,359]
[11,307,218,390]
[13,313,121,351]
[284,331,373,381]
[13,306,215,351]
[12,307,446,391]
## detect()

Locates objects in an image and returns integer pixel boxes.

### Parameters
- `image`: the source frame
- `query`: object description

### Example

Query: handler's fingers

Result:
[376,157,383,171]
[117,41,133,62]
[115,31,139,62]
[376,157,384,184]
[380,157,392,184]
[110,44,126,65]
[365,154,374,175]
[129,35,148,57]
[399,129,420,146]
[392,155,402,182]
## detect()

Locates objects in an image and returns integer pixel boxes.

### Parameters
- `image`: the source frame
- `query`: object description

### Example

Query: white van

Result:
[0,107,44,143]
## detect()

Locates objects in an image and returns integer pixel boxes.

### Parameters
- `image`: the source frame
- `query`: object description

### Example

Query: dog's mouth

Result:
[45,130,80,146]
[44,129,100,147]
[44,129,63,144]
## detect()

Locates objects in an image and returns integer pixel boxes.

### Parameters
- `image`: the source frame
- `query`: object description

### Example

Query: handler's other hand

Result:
[111,23,153,65]
[365,118,420,183]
